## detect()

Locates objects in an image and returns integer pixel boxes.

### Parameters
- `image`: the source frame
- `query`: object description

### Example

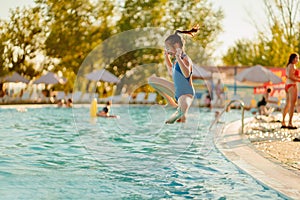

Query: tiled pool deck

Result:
[216,114,300,199]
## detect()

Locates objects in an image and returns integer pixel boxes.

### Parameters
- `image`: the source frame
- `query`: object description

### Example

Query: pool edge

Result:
[214,118,300,199]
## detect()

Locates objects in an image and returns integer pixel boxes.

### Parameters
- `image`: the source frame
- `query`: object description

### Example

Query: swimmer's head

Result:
[215,111,220,118]
[106,100,112,106]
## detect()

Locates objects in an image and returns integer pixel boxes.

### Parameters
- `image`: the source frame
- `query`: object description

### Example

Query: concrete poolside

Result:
[215,113,300,199]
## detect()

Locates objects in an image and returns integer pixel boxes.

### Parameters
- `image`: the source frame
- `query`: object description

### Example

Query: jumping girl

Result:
[149,26,199,123]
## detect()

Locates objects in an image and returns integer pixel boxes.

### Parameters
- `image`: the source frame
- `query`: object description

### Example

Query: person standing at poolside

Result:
[281,53,300,129]
[214,79,224,107]
[163,26,199,123]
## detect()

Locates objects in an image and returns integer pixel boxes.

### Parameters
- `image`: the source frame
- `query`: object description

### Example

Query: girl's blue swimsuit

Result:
[172,56,195,101]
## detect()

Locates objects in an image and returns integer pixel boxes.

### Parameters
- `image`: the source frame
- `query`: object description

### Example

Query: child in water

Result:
[164,26,199,123]
[97,100,117,118]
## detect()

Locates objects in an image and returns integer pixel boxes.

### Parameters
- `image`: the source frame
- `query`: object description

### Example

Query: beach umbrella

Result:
[85,69,119,83]
[235,65,282,84]
[33,72,67,84]
[192,65,212,80]
[0,72,30,83]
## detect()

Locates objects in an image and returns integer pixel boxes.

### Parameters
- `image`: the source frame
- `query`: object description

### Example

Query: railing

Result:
[209,99,245,134]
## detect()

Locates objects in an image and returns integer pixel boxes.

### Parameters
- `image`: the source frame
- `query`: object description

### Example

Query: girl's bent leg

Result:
[148,75,177,108]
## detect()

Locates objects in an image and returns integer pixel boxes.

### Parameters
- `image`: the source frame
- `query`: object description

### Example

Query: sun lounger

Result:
[230,94,242,108]
[38,92,50,103]
[267,96,281,111]
[242,95,255,108]
[21,92,31,103]
[80,93,92,103]
[145,93,157,104]
[56,91,66,101]
[0,95,10,103]
[132,92,146,104]
[72,91,82,103]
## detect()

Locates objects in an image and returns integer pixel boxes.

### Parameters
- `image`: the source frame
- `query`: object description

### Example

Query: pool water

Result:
[0,105,287,199]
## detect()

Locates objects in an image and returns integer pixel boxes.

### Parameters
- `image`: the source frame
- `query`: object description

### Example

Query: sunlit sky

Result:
[0,0,267,65]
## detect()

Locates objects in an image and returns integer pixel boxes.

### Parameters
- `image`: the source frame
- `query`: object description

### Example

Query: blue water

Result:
[0,105,287,199]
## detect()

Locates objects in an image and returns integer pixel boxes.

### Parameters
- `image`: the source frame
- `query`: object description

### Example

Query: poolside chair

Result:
[0,95,10,103]
[65,93,72,100]
[72,91,82,103]
[229,94,242,108]
[80,93,92,103]
[120,94,131,104]
[132,92,146,104]
[145,93,157,104]
[56,91,66,101]
[110,95,123,103]
[98,96,108,103]
[267,96,280,111]
[21,91,31,103]
[242,95,254,109]
[38,92,50,103]
[30,91,40,103]
[91,93,99,99]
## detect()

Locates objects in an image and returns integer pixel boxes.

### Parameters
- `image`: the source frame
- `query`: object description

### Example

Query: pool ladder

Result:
[209,99,245,134]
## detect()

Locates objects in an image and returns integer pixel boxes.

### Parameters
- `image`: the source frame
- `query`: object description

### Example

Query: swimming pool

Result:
[0,105,287,199]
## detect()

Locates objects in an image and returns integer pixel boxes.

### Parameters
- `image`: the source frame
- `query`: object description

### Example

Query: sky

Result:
[0,0,267,65]
[211,0,267,62]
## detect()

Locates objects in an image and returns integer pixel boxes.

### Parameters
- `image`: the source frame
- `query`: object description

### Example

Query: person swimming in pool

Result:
[281,53,300,129]
[97,100,118,118]
[149,26,199,123]
[66,98,73,108]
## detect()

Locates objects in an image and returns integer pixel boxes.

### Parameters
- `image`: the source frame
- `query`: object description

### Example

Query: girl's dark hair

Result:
[287,53,299,67]
[165,25,199,47]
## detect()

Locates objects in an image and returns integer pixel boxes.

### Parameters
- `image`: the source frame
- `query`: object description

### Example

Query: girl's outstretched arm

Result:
[175,48,192,78]
[164,50,173,76]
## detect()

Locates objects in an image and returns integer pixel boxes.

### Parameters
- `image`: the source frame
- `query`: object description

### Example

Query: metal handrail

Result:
[209,99,245,134]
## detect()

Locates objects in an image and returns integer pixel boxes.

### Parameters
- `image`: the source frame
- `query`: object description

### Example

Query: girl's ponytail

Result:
[166,25,199,47]
[175,25,199,37]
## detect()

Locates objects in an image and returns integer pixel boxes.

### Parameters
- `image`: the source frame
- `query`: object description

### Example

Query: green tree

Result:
[0,20,8,76]
[101,0,222,95]
[0,7,46,78]
[36,0,95,72]
[35,0,117,92]
[1,0,223,94]
[117,0,223,66]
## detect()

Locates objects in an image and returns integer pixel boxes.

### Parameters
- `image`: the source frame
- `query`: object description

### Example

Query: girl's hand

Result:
[175,48,182,57]
[164,49,169,56]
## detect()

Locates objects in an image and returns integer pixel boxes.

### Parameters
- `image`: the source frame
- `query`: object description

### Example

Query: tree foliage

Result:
[0,0,223,93]
[0,7,46,78]
[109,0,223,94]
[117,0,223,66]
